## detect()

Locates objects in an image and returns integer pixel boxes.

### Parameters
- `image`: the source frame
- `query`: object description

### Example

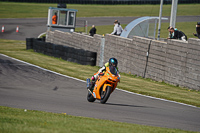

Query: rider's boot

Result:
[88,76,95,92]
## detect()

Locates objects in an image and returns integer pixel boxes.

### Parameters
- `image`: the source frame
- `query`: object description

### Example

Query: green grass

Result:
[0,2,200,18]
[0,39,200,108]
[1,106,198,133]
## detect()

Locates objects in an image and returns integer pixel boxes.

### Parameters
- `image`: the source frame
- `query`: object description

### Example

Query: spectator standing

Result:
[111,20,123,36]
[89,25,96,36]
[193,22,200,39]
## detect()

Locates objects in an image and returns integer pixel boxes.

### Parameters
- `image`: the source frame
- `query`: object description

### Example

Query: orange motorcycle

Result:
[86,66,120,104]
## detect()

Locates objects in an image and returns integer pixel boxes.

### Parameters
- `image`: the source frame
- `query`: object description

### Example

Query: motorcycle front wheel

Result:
[100,86,111,104]
[87,92,96,102]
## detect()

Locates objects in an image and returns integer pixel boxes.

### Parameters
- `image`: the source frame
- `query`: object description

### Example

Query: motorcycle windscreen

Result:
[109,66,118,76]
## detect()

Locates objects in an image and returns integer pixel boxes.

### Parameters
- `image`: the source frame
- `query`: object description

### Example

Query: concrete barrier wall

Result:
[104,35,151,77]
[146,40,167,81]
[46,30,200,90]
[185,39,200,90]
[165,39,188,86]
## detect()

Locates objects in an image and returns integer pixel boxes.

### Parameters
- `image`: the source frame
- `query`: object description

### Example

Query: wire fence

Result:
[75,20,87,33]
[0,0,199,4]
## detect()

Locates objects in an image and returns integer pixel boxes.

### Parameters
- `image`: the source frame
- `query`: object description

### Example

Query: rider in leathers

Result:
[89,58,119,91]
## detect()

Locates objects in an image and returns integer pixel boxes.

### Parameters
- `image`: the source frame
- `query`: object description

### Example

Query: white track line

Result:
[0,54,84,83]
[1,53,199,109]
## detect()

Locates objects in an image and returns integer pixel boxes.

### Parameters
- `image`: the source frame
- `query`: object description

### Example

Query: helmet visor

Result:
[109,66,118,76]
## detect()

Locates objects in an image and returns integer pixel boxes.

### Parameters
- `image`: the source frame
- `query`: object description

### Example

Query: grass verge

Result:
[0,39,200,108]
[0,106,198,133]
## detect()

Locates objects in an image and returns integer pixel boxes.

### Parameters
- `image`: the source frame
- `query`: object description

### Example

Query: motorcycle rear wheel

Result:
[100,86,111,104]
[87,92,96,102]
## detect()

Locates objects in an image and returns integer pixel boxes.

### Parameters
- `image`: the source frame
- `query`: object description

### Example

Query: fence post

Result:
[99,36,105,67]
[85,20,88,34]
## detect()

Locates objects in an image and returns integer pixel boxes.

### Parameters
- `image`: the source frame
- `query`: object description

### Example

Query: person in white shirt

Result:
[111,20,123,36]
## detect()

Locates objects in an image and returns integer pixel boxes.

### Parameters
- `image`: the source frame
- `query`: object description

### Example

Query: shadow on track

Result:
[105,102,152,108]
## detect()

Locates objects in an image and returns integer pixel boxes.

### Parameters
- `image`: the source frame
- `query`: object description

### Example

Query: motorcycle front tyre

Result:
[100,86,111,104]
[87,92,96,102]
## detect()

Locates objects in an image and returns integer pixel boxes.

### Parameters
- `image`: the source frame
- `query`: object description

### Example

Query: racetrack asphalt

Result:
[0,16,199,40]
[0,54,200,132]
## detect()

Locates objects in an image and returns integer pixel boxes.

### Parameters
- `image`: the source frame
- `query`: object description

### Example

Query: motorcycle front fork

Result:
[87,78,95,93]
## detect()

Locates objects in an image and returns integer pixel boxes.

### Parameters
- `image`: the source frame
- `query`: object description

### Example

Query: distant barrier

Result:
[1,0,199,4]
[26,38,97,66]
